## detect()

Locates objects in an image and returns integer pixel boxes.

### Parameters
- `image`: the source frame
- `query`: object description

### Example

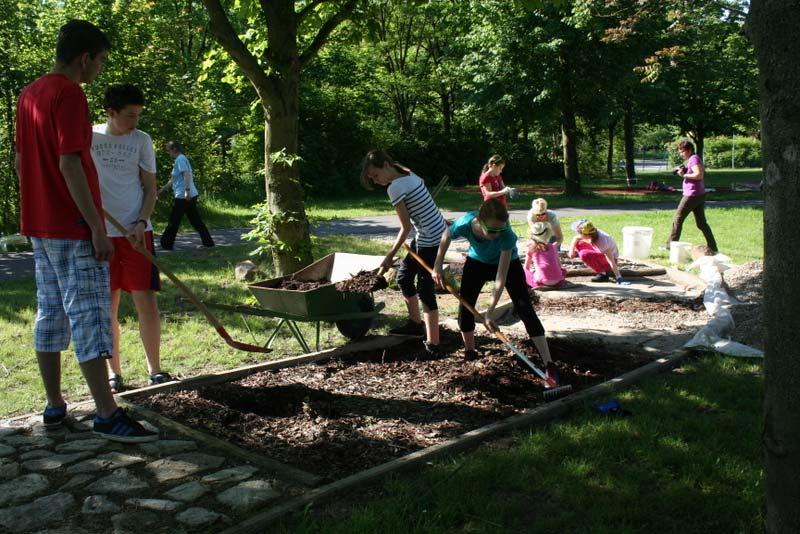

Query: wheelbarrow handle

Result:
[103,211,270,353]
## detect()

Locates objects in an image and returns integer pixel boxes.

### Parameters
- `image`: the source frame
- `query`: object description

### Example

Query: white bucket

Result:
[669,241,692,264]
[622,226,654,260]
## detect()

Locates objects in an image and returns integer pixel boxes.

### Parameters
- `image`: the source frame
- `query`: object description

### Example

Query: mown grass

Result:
[154,168,763,227]
[306,168,763,220]
[273,356,765,533]
[0,235,392,417]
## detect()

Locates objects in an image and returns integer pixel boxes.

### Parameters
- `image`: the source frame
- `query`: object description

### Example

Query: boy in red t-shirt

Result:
[15,20,156,442]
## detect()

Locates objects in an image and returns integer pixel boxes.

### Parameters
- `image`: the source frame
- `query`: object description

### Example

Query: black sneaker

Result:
[463,349,480,361]
[416,341,445,361]
[389,320,425,336]
[149,372,176,386]
[43,403,67,427]
[93,408,158,443]
[590,272,611,283]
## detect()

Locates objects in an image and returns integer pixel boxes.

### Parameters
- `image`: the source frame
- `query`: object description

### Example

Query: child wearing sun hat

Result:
[568,219,628,284]
[524,221,567,289]
[527,197,563,250]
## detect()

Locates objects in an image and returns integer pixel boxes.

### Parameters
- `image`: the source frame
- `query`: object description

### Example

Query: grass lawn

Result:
[273,356,765,533]
[0,236,391,417]
[306,168,764,220]
[156,168,763,227]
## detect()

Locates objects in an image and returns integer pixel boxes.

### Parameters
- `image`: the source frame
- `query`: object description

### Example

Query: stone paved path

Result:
[0,408,292,533]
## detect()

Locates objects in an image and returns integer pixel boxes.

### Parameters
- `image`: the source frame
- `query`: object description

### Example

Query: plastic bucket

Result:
[669,241,692,264]
[621,226,654,260]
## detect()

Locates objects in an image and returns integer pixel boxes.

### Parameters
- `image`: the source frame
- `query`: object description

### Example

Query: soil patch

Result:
[139,331,652,479]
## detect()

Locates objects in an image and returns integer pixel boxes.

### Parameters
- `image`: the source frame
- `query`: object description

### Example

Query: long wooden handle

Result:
[103,211,269,353]
[402,243,488,327]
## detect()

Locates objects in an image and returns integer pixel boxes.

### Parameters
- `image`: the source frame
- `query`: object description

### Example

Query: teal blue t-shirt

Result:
[450,212,518,265]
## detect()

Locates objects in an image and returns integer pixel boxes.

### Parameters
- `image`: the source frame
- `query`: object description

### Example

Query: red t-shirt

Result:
[479,170,507,207]
[16,73,104,239]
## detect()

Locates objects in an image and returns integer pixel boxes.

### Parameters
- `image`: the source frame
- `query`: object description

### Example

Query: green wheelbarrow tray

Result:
[247,252,386,318]
[242,252,388,349]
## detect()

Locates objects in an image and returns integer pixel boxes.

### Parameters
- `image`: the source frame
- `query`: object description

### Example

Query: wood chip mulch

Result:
[140,330,652,479]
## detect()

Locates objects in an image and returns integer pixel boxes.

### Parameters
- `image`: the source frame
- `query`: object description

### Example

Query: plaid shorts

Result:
[32,238,112,363]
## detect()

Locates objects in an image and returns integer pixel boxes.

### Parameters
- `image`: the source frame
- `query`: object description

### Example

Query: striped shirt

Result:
[387,173,446,247]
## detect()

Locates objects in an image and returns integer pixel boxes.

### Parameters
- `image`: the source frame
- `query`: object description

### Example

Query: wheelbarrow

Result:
[204,253,386,353]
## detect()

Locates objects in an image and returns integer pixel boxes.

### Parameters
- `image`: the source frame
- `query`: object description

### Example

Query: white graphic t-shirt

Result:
[91,124,157,237]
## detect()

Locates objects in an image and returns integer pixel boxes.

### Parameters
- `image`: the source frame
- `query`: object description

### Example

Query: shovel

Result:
[403,243,572,401]
[103,211,271,353]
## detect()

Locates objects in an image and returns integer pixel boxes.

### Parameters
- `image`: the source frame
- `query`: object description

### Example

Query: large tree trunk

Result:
[262,70,313,274]
[559,54,581,195]
[624,101,636,187]
[746,2,800,533]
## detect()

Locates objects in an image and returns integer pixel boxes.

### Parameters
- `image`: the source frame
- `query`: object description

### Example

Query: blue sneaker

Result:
[43,404,67,427]
[93,407,158,443]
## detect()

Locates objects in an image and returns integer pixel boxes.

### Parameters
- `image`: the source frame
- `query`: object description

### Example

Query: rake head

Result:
[542,384,573,402]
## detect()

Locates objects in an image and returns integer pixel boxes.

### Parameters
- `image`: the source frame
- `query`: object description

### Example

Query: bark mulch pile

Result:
[278,279,329,291]
[140,330,652,479]
[335,270,389,293]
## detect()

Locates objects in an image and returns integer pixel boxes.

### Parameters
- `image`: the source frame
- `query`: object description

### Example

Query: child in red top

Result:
[479,154,515,207]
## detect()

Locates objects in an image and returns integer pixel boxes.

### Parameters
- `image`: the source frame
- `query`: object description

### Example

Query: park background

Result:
[0,1,775,532]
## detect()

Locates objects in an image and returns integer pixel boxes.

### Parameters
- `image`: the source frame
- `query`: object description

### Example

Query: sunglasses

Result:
[479,219,509,235]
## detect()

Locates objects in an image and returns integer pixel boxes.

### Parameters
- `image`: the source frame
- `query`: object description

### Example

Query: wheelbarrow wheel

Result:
[335,295,375,340]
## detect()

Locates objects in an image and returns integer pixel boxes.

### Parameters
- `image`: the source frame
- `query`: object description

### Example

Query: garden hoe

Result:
[104,211,271,354]
[403,244,572,401]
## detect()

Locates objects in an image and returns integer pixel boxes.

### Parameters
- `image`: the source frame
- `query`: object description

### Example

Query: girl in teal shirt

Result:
[432,199,560,387]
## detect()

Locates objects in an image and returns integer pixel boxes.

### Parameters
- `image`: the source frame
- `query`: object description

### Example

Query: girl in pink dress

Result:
[524,221,567,289]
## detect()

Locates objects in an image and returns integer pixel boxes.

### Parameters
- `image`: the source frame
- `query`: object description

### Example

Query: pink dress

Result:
[525,243,567,288]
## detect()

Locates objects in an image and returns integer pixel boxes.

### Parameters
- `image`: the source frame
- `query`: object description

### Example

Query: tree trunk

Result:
[688,129,705,159]
[440,88,452,137]
[624,101,636,187]
[261,70,313,275]
[559,54,581,195]
[606,119,616,179]
[746,2,800,532]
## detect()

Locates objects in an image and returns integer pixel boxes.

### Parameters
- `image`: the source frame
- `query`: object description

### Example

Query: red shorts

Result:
[110,232,161,292]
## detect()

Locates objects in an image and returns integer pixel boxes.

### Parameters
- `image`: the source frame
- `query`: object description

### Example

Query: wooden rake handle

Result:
[402,243,492,330]
[103,211,270,353]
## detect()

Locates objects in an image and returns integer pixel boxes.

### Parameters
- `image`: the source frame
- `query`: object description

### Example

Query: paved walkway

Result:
[0,199,762,282]
[0,409,293,532]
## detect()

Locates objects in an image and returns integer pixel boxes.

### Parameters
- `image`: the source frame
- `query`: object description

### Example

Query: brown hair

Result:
[360,150,410,190]
[478,198,509,224]
[678,140,695,153]
[482,154,505,173]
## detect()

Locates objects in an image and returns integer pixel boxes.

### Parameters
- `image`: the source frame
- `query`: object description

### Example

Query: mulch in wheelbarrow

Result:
[140,330,653,479]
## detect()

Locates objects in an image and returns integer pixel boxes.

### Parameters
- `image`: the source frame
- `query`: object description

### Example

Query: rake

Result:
[103,211,271,353]
[403,243,572,401]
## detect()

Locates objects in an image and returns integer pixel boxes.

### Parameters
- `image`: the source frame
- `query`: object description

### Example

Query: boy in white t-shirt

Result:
[91,84,174,392]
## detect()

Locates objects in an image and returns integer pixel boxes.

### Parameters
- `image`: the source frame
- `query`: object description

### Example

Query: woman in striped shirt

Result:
[361,150,447,359]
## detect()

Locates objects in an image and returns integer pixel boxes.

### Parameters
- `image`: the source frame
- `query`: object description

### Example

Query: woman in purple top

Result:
[668,141,718,252]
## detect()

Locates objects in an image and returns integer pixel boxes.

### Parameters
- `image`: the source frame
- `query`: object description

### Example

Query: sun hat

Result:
[570,218,596,235]
[530,221,555,244]
[531,198,548,216]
